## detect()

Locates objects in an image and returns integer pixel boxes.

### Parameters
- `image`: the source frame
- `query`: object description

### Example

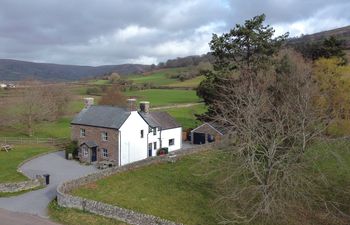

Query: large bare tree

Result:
[212,49,330,224]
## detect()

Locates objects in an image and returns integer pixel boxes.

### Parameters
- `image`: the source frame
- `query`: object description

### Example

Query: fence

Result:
[0,137,69,145]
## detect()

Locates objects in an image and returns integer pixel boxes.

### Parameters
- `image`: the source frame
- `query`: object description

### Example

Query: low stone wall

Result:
[0,179,42,193]
[57,145,211,225]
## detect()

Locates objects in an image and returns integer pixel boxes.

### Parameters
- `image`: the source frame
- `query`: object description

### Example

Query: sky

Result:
[0,0,349,66]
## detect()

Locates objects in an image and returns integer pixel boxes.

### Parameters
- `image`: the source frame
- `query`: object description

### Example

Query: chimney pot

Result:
[140,101,150,113]
[127,98,137,111]
[84,97,94,108]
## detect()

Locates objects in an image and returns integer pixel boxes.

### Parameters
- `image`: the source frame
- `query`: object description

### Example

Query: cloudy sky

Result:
[0,0,349,66]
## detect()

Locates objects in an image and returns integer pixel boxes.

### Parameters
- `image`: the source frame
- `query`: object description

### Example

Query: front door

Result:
[148,143,152,157]
[91,148,97,162]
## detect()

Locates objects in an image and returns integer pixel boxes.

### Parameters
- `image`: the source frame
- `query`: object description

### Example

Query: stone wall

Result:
[57,145,211,225]
[71,125,119,163]
[0,179,42,193]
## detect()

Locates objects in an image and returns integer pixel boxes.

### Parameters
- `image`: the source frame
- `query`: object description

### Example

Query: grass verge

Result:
[49,200,127,225]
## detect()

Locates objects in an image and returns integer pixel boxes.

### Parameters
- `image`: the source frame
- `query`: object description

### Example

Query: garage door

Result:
[193,132,206,144]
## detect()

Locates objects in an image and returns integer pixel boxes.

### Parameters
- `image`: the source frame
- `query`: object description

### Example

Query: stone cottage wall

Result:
[57,146,211,225]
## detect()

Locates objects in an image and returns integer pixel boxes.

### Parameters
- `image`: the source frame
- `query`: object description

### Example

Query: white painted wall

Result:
[147,127,161,157]
[119,112,182,166]
[160,127,182,152]
[119,111,149,166]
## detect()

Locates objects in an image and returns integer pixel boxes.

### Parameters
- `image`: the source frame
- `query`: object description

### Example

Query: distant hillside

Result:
[0,59,151,81]
[289,25,350,49]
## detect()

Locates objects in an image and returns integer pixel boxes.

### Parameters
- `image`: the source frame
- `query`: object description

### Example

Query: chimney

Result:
[84,97,94,108]
[139,101,150,113]
[127,98,137,111]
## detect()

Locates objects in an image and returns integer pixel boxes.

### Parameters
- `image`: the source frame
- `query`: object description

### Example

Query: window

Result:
[153,142,157,150]
[80,128,85,137]
[169,139,175,146]
[102,148,108,158]
[153,128,157,135]
[101,132,108,141]
[141,130,144,138]
[82,146,88,157]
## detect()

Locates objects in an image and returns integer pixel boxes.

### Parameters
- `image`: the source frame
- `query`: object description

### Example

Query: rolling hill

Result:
[289,25,350,49]
[0,59,151,81]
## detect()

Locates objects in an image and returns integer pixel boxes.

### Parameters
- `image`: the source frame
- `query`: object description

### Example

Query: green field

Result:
[125,89,201,106]
[167,76,204,88]
[0,144,55,183]
[164,104,207,129]
[72,150,222,225]
[128,68,189,86]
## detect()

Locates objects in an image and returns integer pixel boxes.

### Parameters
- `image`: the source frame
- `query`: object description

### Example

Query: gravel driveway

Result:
[0,151,97,218]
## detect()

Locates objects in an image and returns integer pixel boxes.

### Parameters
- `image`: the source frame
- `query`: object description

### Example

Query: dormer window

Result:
[101,132,108,141]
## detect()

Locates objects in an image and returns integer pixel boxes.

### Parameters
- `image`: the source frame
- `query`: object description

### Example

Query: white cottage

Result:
[71,99,182,166]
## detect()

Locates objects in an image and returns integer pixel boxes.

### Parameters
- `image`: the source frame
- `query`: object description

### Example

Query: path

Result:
[0,208,60,225]
[0,151,97,217]
[152,102,203,110]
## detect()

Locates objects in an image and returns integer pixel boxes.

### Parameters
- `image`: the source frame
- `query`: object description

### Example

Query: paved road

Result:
[0,151,97,218]
[0,208,61,225]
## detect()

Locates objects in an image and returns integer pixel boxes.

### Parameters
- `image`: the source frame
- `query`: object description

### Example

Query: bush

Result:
[156,147,169,156]
[65,140,79,159]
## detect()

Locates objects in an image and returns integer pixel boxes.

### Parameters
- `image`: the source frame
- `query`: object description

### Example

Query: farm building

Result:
[71,98,182,166]
[190,122,227,144]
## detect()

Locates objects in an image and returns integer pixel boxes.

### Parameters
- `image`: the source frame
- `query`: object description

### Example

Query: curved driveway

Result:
[0,151,97,218]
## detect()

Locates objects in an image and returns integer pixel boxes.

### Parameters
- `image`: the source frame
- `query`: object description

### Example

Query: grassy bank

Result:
[68,139,350,225]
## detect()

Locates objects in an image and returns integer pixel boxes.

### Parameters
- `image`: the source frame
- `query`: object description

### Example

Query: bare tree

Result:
[19,82,71,136]
[212,49,330,224]
[99,84,127,107]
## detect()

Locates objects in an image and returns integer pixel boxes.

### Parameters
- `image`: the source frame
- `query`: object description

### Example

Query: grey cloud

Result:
[0,0,348,65]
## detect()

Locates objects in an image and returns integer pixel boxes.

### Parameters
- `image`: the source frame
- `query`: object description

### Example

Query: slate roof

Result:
[139,111,181,130]
[191,122,229,135]
[81,140,98,148]
[71,105,130,129]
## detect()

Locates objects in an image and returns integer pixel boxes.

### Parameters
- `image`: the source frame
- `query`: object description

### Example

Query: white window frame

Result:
[82,146,88,157]
[169,138,175,146]
[101,132,108,141]
[80,128,86,137]
[102,148,108,158]
[153,142,157,150]
[153,128,157,135]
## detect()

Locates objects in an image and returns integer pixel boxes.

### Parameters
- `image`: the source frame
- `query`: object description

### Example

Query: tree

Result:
[214,49,327,224]
[98,84,127,107]
[108,72,121,84]
[197,14,288,118]
[19,82,71,136]
[293,36,347,64]
[313,57,350,120]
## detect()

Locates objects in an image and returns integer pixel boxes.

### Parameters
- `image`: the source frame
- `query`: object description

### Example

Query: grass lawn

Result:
[164,104,207,129]
[125,89,201,106]
[49,200,127,225]
[72,150,223,225]
[0,144,55,183]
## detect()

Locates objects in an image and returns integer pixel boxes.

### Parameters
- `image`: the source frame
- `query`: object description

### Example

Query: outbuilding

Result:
[190,122,226,144]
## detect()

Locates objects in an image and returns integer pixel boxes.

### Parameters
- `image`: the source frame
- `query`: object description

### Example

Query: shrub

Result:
[65,140,79,159]
[156,147,169,156]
